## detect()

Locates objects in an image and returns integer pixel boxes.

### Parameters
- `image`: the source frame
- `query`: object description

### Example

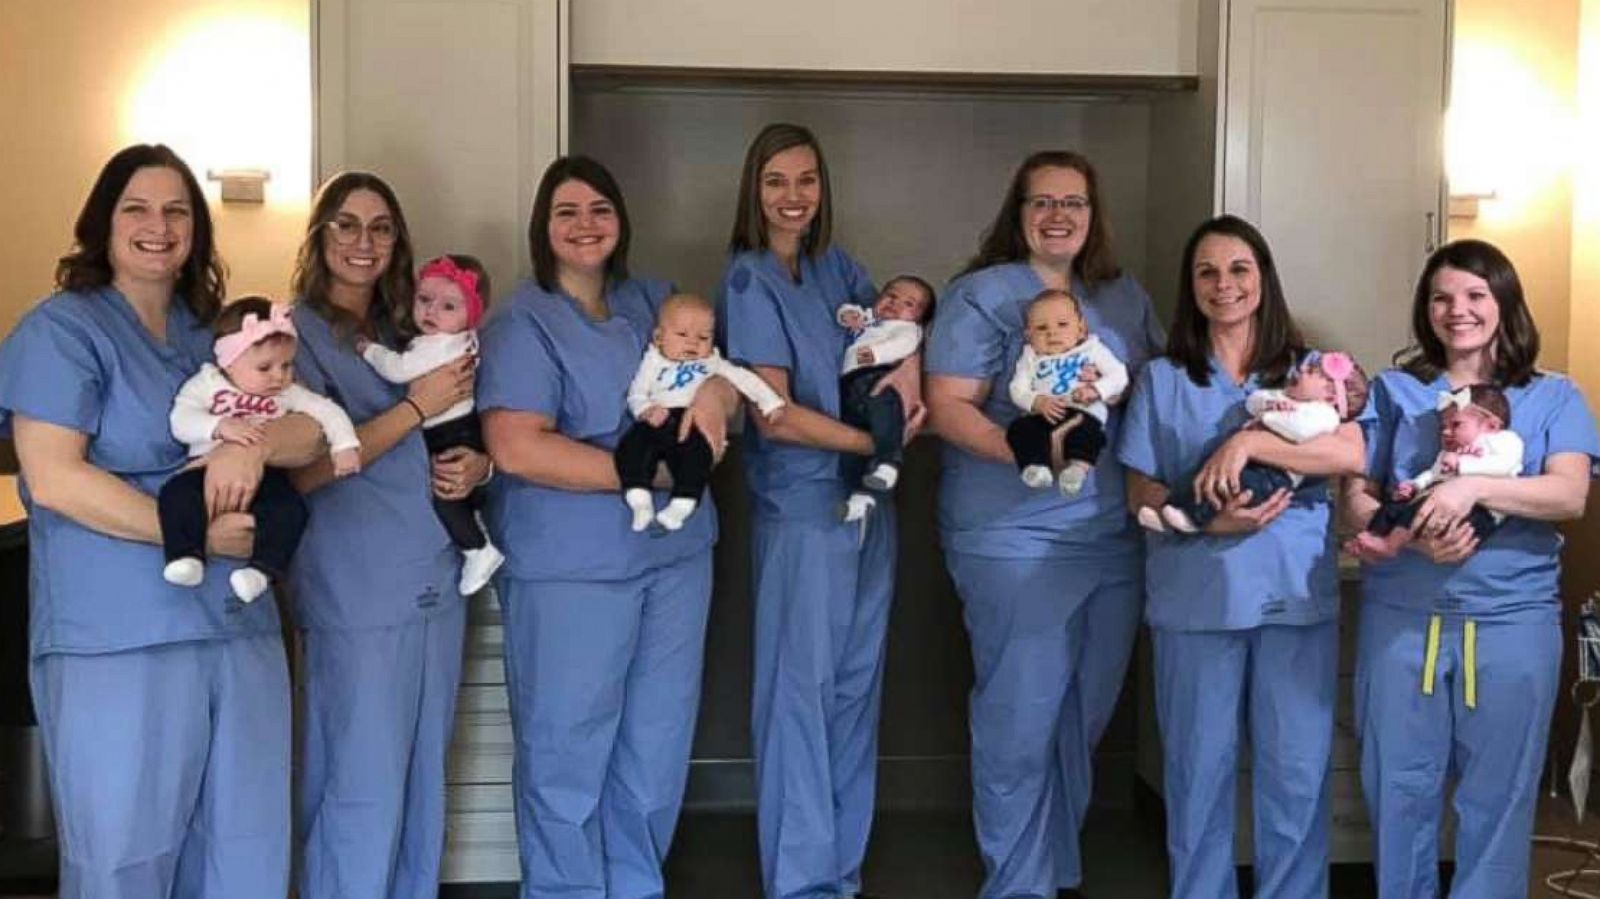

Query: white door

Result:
[314,0,567,883]
[315,0,568,291]
[1220,0,1448,372]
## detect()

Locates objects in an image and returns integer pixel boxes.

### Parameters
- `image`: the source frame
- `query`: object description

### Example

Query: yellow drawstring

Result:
[1422,614,1442,697]
[1420,613,1478,710]
[1464,619,1478,710]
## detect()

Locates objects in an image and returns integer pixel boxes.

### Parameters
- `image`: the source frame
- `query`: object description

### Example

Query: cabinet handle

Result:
[1425,212,1437,254]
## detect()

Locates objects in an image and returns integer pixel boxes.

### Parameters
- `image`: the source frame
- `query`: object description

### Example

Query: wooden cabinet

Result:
[571,0,1207,77]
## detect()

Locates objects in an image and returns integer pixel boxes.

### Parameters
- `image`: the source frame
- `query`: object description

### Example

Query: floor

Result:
[4,801,1600,897]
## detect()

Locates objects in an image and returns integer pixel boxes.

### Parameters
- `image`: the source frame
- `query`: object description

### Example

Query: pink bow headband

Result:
[214,304,297,368]
[1302,350,1355,419]
[419,257,484,328]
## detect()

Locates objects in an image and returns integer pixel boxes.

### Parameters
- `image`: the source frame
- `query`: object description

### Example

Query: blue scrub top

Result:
[1361,369,1600,622]
[477,277,716,582]
[1117,356,1341,631]
[923,263,1165,561]
[0,288,281,656]
[289,304,460,629]
[718,246,877,519]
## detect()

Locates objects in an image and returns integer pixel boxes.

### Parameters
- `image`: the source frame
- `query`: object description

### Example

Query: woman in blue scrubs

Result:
[925,150,1165,899]
[1117,215,1364,899]
[287,171,485,899]
[478,155,734,899]
[1344,240,1598,899]
[0,144,322,898]
[719,122,921,899]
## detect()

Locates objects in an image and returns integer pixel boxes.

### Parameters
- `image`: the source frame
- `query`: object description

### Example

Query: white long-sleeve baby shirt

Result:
[1007,334,1128,423]
[1409,429,1525,492]
[1244,390,1342,444]
[627,346,786,419]
[836,305,923,376]
[362,331,477,427]
[170,363,360,458]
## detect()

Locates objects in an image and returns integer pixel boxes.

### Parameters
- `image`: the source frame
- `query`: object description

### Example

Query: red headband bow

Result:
[419,257,484,328]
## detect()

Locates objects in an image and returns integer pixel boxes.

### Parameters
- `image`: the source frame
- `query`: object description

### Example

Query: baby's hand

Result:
[1392,481,1417,502]
[855,347,876,367]
[355,336,372,354]
[214,417,265,446]
[1069,385,1100,405]
[764,405,787,425]
[1033,394,1071,424]
[1439,452,1460,475]
[1078,363,1101,383]
[1266,399,1297,412]
[839,309,865,331]
[332,447,362,477]
[643,405,670,427]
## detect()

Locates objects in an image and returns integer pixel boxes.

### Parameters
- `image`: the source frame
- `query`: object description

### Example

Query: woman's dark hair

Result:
[55,144,226,323]
[528,156,632,293]
[728,123,834,258]
[290,171,415,340]
[958,150,1121,288]
[404,253,492,338]
[1395,239,1539,387]
[1167,215,1304,387]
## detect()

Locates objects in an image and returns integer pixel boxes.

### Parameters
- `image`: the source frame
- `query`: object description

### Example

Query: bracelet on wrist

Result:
[403,397,427,425]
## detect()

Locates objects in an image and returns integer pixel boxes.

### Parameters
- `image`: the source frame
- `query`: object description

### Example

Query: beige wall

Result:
[1447,0,1580,371]
[0,0,311,337]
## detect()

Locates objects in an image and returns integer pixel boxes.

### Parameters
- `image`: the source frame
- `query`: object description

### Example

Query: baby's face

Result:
[224,337,297,396]
[1287,366,1335,405]
[656,306,715,362]
[874,280,930,323]
[1440,406,1496,451]
[1024,296,1087,355]
[413,275,471,336]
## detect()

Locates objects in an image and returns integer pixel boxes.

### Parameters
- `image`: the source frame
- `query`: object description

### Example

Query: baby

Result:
[361,254,504,596]
[835,275,935,523]
[1139,350,1369,534]
[618,293,786,532]
[1352,383,1522,555]
[1006,288,1128,497]
[160,298,360,602]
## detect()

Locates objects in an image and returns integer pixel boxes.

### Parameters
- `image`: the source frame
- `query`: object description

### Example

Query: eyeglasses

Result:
[323,215,397,247]
[1024,195,1092,215]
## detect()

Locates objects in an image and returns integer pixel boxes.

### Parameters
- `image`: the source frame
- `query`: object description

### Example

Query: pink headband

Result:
[419,257,484,328]
[1319,351,1355,419]
[214,304,296,368]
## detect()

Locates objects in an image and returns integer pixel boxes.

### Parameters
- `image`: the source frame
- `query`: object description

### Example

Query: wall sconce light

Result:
[207,168,271,204]
[1448,190,1496,220]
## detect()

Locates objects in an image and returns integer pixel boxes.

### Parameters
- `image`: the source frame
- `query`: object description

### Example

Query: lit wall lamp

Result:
[207,168,271,204]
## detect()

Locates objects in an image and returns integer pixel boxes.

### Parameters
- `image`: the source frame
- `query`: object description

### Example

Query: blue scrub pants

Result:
[298,601,468,899]
[1053,560,1143,891]
[1356,602,1560,899]
[33,634,290,899]
[499,552,713,899]
[948,552,1110,899]
[1152,622,1336,899]
[752,506,895,899]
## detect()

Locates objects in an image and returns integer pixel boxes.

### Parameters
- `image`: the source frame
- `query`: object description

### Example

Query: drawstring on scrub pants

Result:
[1421,614,1478,709]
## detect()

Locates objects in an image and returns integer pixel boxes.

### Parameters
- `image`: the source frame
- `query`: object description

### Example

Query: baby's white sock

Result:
[163,556,204,587]
[1020,465,1053,489]
[655,497,698,532]
[229,567,271,603]
[624,488,656,532]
